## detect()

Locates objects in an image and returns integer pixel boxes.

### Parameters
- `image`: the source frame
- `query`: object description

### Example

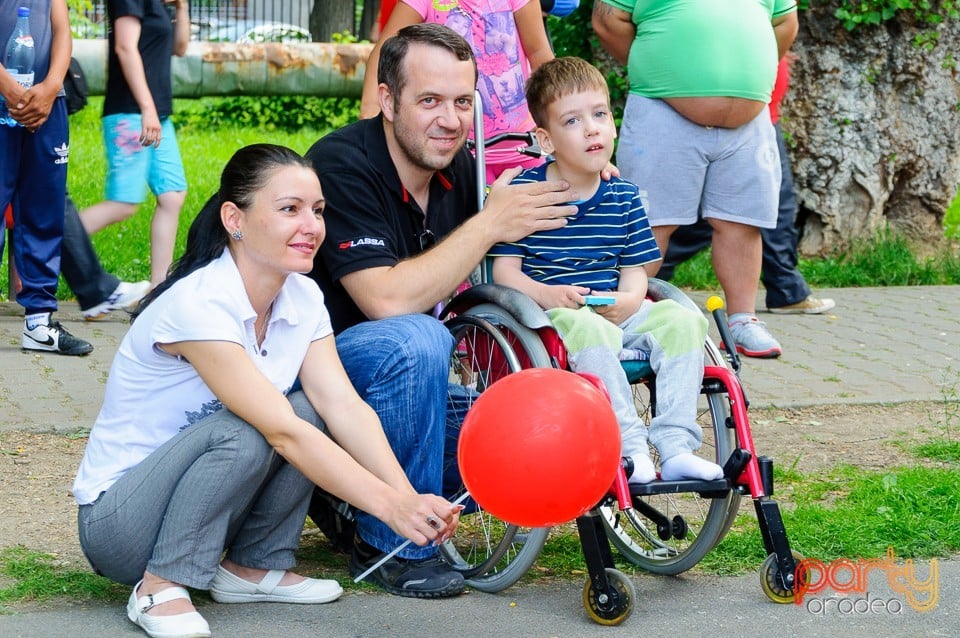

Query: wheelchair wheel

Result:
[599,339,741,575]
[760,550,805,604]
[582,568,635,626]
[440,305,552,593]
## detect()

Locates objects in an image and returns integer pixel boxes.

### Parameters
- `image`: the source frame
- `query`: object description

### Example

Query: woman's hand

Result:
[387,493,464,546]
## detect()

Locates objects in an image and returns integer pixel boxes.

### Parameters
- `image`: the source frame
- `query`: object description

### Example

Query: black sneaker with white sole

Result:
[348,537,465,598]
[22,316,94,356]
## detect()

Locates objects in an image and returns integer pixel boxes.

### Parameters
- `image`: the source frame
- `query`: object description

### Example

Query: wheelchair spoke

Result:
[600,338,741,575]
[441,308,551,592]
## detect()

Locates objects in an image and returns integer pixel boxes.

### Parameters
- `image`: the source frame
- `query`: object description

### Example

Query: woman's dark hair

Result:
[378,23,477,107]
[132,144,312,320]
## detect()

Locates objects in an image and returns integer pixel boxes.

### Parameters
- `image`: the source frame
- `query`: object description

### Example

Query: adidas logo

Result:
[54,142,68,165]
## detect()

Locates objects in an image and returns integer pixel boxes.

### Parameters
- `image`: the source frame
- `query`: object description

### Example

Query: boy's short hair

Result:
[525,56,610,128]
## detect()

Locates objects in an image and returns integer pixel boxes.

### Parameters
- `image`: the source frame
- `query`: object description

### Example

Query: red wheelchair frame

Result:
[441,280,799,625]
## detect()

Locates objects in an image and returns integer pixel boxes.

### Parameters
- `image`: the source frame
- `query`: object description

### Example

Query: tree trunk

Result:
[359,0,380,41]
[787,7,960,254]
[311,0,355,42]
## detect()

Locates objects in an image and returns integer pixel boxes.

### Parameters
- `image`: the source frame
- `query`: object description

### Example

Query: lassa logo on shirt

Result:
[338,237,386,250]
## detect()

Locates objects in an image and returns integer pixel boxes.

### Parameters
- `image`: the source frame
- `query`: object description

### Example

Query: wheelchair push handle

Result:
[706,295,742,374]
[466,131,545,160]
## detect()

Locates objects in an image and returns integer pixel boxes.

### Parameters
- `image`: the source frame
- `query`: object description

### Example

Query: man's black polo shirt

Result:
[306,116,478,334]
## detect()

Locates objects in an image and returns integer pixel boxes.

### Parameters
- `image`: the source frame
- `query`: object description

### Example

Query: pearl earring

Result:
[231,230,243,241]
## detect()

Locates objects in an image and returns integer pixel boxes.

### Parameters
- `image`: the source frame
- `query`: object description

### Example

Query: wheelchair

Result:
[438,278,800,624]
[309,99,798,622]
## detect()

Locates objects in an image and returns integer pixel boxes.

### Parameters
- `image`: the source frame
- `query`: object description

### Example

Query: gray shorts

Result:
[616,94,780,229]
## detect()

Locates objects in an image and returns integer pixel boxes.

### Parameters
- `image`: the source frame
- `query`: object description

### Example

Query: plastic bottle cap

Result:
[17,7,30,17]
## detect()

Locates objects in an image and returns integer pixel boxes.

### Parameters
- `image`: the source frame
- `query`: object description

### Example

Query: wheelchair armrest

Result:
[440,283,554,331]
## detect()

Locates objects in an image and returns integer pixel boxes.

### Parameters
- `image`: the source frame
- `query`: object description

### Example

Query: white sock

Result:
[25,312,51,330]
[660,453,724,482]
[624,450,657,484]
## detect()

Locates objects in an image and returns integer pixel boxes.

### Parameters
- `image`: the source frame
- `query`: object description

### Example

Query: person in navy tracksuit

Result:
[0,0,92,355]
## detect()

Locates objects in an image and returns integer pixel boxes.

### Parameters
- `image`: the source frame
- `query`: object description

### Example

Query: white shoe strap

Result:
[136,585,191,613]
[256,569,286,594]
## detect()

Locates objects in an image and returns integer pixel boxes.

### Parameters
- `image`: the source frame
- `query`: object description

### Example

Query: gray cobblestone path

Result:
[2,285,959,432]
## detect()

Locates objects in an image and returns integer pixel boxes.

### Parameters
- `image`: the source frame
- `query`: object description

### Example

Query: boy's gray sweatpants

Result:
[547,299,708,462]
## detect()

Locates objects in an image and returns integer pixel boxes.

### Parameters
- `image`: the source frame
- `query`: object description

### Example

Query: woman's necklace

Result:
[255,301,273,352]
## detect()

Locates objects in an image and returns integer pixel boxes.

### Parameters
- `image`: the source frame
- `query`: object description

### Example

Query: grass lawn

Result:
[57,97,330,288]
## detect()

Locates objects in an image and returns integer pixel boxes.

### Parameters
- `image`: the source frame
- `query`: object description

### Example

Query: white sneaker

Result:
[82,280,151,320]
[22,315,93,356]
[728,315,782,359]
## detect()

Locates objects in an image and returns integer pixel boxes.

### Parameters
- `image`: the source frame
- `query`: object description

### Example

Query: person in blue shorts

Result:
[80,0,189,288]
[0,0,92,355]
[490,57,724,484]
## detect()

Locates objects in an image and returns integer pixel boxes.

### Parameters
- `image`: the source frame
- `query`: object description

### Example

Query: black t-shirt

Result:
[104,0,174,117]
[306,116,478,334]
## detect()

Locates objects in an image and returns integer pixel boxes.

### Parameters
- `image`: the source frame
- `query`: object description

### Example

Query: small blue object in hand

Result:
[583,295,616,306]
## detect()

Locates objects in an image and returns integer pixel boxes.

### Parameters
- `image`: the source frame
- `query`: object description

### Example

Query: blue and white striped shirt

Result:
[488,163,661,290]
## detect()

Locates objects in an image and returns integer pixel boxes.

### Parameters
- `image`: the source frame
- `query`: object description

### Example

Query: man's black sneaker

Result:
[22,316,94,356]
[348,537,465,598]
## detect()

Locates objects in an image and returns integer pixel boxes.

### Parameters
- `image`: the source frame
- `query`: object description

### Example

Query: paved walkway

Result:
[2,562,958,638]
[2,285,958,432]
[1,286,958,637]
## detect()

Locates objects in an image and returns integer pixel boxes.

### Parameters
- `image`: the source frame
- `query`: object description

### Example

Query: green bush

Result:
[174,96,359,133]
[834,0,959,31]
[946,188,960,240]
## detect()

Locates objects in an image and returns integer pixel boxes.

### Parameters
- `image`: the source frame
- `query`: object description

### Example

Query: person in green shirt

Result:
[593,0,799,358]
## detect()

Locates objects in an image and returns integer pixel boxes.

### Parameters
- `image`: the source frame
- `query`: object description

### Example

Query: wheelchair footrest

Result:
[629,478,731,498]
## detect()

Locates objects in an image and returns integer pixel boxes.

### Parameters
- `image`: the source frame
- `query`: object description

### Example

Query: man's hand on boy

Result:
[600,161,620,181]
[482,166,579,243]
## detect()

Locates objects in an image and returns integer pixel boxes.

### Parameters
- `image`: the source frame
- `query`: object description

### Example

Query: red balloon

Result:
[458,368,621,527]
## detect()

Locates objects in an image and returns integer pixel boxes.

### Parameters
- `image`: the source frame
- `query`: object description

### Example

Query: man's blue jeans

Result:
[334,313,454,560]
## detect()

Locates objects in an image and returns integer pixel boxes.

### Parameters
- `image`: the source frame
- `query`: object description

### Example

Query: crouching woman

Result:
[72,144,462,638]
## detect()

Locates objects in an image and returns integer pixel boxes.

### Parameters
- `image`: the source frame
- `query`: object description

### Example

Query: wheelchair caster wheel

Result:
[760,550,805,604]
[582,568,635,626]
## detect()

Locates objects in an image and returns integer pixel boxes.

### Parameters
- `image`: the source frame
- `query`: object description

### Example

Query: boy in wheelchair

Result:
[489,57,724,484]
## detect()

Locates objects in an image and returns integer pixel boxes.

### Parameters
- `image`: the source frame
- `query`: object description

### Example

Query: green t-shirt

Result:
[602,0,797,101]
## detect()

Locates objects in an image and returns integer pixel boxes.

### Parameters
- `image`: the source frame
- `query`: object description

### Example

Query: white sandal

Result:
[127,580,211,638]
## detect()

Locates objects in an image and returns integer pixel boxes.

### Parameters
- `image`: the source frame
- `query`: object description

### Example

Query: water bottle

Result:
[1,7,35,127]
